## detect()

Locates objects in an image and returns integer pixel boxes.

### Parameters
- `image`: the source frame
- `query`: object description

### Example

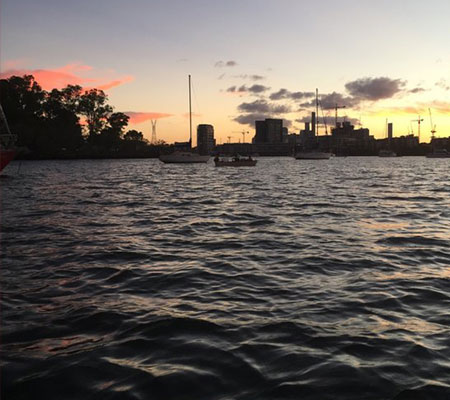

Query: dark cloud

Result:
[233,113,292,128]
[247,84,270,93]
[409,87,426,94]
[436,79,450,91]
[250,74,265,81]
[215,60,238,68]
[238,99,291,114]
[270,88,315,101]
[233,113,268,126]
[233,74,265,81]
[296,115,360,127]
[319,92,356,109]
[290,91,315,100]
[283,119,293,128]
[345,77,405,100]
[299,91,356,109]
[227,84,270,94]
[234,99,292,126]
[270,89,289,100]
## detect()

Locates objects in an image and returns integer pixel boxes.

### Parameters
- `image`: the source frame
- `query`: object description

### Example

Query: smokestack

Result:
[305,122,310,132]
[388,123,393,141]
[311,112,316,135]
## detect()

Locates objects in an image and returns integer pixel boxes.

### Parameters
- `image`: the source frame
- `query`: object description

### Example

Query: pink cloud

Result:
[0,62,134,91]
[125,112,173,124]
[89,76,134,91]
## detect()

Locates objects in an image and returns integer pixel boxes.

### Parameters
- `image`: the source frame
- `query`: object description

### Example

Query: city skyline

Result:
[1,0,449,145]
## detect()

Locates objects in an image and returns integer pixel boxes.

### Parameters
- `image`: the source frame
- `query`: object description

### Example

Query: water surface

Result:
[1,157,449,399]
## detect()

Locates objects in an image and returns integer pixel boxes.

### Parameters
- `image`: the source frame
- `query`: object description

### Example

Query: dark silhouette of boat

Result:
[214,155,257,167]
[0,104,17,172]
[426,148,450,158]
[378,149,397,157]
[294,89,332,160]
[159,75,209,164]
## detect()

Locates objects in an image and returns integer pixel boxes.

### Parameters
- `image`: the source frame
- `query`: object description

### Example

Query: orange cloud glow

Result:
[365,101,450,117]
[125,112,173,124]
[182,112,202,119]
[94,78,134,91]
[0,62,134,91]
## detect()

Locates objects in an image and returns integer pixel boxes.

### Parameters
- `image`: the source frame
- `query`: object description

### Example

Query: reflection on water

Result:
[1,157,450,399]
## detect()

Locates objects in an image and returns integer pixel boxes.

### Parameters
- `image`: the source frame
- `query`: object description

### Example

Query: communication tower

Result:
[151,120,157,143]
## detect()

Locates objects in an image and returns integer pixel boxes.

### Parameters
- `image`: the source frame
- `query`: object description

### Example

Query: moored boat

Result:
[214,155,257,167]
[378,149,397,157]
[294,89,332,161]
[160,151,210,163]
[0,104,17,172]
[159,75,209,164]
[426,149,450,158]
[295,151,332,160]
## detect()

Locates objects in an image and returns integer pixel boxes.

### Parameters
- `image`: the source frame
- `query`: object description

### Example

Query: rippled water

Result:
[1,157,450,399]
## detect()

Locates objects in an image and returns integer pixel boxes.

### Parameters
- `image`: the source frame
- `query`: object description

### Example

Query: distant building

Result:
[174,141,191,151]
[298,113,317,150]
[282,127,289,143]
[330,121,375,155]
[253,118,283,143]
[197,124,215,155]
[388,123,393,141]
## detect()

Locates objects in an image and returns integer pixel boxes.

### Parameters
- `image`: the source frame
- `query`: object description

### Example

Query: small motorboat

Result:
[214,155,257,167]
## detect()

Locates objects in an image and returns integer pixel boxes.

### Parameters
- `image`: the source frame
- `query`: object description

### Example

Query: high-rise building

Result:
[197,124,215,155]
[253,119,283,143]
[388,123,393,141]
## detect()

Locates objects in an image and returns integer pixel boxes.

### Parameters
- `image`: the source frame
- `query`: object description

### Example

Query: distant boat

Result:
[294,89,331,160]
[159,75,209,164]
[160,152,210,163]
[426,148,450,158]
[214,155,257,167]
[295,151,332,160]
[0,104,17,172]
[378,149,397,157]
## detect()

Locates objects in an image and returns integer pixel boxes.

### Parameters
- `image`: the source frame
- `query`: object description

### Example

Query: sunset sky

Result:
[1,0,449,144]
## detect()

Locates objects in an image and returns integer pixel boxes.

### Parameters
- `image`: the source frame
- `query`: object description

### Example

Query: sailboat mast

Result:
[315,88,319,136]
[0,104,13,136]
[189,74,192,148]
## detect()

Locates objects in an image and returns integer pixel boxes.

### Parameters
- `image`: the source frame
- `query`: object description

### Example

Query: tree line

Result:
[0,75,167,159]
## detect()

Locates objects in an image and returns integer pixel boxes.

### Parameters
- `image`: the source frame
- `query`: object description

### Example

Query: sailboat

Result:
[426,148,450,158]
[159,75,210,164]
[294,89,332,160]
[0,104,17,172]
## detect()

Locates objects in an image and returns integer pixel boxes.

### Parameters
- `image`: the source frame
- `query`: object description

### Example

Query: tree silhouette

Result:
[124,129,144,141]
[78,89,113,139]
[0,74,172,158]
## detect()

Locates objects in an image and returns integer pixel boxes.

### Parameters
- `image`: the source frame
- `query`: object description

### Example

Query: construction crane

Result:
[333,104,346,127]
[411,116,424,143]
[319,101,328,135]
[324,104,346,127]
[428,108,436,140]
[233,130,249,143]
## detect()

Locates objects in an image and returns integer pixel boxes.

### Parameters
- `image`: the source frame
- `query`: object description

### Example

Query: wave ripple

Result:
[2,157,450,399]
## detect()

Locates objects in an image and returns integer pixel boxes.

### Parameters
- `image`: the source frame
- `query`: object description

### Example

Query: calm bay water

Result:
[1,157,450,399]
